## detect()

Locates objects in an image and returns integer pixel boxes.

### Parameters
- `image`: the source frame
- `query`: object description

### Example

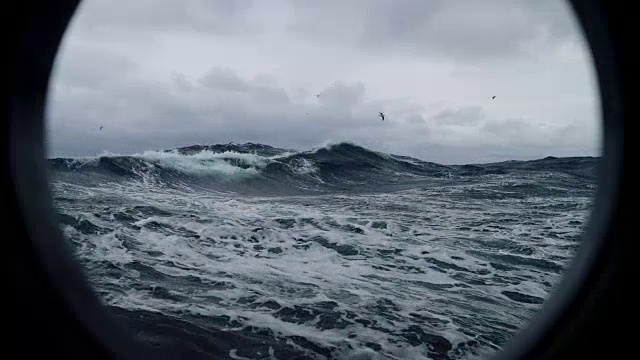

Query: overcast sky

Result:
[46,0,601,164]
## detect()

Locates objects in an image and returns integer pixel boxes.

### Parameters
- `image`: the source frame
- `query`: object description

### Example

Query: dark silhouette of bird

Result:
[99,124,103,130]
[379,112,385,121]
[492,96,496,100]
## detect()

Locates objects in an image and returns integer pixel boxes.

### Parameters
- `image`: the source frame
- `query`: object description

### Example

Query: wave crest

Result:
[48,142,599,195]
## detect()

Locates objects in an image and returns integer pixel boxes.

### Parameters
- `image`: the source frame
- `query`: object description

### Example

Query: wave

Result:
[48,142,599,195]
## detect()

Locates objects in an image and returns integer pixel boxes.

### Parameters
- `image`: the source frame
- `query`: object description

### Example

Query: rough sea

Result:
[48,142,598,360]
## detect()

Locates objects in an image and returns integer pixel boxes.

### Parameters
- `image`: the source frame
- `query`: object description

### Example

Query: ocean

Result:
[48,142,598,359]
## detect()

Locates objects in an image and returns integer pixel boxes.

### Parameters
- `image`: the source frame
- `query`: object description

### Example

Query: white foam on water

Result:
[51,169,592,359]
[288,158,318,175]
[133,150,270,179]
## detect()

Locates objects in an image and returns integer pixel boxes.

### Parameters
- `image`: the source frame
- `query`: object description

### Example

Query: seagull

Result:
[379,112,385,121]
[492,95,496,100]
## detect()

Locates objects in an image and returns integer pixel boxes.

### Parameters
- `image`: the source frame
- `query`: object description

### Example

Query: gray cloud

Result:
[47,59,596,163]
[286,0,577,61]
[51,44,138,89]
[70,0,579,61]
[71,0,258,35]
[200,68,244,91]
[46,0,600,164]
[432,107,483,126]
[406,115,426,125]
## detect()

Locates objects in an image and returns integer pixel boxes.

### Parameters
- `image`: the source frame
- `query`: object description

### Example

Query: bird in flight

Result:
[491,96,496,100]
[99,124,103,130]
[379,112,385,121]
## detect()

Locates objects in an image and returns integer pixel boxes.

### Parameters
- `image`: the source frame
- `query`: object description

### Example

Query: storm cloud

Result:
[46,0,600,164]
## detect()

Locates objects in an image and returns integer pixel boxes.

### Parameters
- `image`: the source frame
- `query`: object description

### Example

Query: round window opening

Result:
[46,1,602,359]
